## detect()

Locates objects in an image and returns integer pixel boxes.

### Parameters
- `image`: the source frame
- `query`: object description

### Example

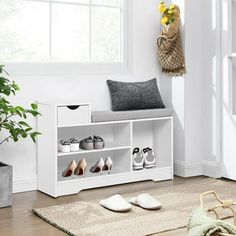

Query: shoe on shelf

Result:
[59,139,71,153]
[80,136,93,150]
[132,148,144,170]
[129,193,161,210]
[70,138,80,152]
[90,158,105,174]
[143,148,156,168]
[74,158,87,176]
[103,157,113,173]
[93,135,105,149]
[62,160,77,177]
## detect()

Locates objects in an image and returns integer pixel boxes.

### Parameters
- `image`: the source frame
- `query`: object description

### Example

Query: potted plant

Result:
[0,65,40,208]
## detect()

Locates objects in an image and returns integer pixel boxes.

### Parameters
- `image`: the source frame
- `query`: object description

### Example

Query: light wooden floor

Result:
[0,176,210,236]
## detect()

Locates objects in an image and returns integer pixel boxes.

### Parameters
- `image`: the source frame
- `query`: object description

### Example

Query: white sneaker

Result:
[129,193,161,210]
[100,194,132,212]
[58,140,70,153]
[70,138,80,152]
[143,148,156,168]
[132,148,144,170]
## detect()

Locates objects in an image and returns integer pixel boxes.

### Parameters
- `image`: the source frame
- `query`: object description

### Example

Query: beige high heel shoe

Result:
[74,158,87,176]
[90,158,105,174]
[62,160,77,177]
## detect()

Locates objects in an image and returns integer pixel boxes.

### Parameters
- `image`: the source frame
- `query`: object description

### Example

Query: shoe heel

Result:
[108,165,112,174]
[82,167,86,176]
[74,158,87,176]
[78,167,86,176]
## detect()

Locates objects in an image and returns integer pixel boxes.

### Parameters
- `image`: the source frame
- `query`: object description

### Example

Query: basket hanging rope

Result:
[157,5,186,77]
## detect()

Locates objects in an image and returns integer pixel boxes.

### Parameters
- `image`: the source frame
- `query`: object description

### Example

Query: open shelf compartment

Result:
[58,149,131,182]
[132,118,173,169]
[57,121,131,153]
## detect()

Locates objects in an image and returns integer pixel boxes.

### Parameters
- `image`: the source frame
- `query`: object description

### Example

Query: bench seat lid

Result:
[92,108,172,123]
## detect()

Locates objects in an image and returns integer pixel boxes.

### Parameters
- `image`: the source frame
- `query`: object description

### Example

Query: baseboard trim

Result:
[174,161,202,177]
[202,161,222,178]
[13,175,37,193]
[174,161,222,178]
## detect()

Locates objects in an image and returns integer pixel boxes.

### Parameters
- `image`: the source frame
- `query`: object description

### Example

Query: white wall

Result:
[162,0,223,178]
[160,0,186,175]
[161,0,206,177]
[176,0,232,179]
[184,0,205,170]
[0,0,164,192]
[0,0,219,193]
[201,0,222,178]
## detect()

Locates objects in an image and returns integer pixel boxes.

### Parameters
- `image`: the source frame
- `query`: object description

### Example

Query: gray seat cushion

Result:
[91,109,172,123]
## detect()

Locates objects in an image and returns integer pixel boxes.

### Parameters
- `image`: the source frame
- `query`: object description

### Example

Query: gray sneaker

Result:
[93,135,105,149]
[79,136,93,150]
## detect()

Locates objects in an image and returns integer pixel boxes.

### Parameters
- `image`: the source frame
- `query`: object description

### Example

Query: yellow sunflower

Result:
[169,4,175,10]
[161,15,169,25]
[159,4,167,13]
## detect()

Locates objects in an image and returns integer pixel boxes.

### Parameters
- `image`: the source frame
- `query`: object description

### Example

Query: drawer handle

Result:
[67,105,80,110]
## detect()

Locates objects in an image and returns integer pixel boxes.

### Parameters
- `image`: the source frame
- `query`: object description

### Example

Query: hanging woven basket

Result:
[157,5,186,77]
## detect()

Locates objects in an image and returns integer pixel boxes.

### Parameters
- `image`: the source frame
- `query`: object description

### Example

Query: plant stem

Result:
[0,135,12,145]
[0,114,15,126]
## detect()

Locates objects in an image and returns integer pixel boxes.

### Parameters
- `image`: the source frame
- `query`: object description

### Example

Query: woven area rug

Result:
[33,178,236,236]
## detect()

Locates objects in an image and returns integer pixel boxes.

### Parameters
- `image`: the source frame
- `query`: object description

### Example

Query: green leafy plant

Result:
[0,65,41,145]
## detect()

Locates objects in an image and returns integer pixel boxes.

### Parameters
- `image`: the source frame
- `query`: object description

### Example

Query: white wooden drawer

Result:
[57,105,90,127]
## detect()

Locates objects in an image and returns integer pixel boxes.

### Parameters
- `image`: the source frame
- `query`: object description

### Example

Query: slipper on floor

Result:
[129,193,162,210]
[100,194,132,212]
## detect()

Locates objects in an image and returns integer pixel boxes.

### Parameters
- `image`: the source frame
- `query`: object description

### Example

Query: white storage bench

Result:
[37,102,173,198]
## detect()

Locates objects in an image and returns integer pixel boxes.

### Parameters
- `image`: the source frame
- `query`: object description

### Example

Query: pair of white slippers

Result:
[100,193,161,212]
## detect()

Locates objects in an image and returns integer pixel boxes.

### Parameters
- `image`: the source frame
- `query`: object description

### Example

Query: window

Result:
[0,0,127,74]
